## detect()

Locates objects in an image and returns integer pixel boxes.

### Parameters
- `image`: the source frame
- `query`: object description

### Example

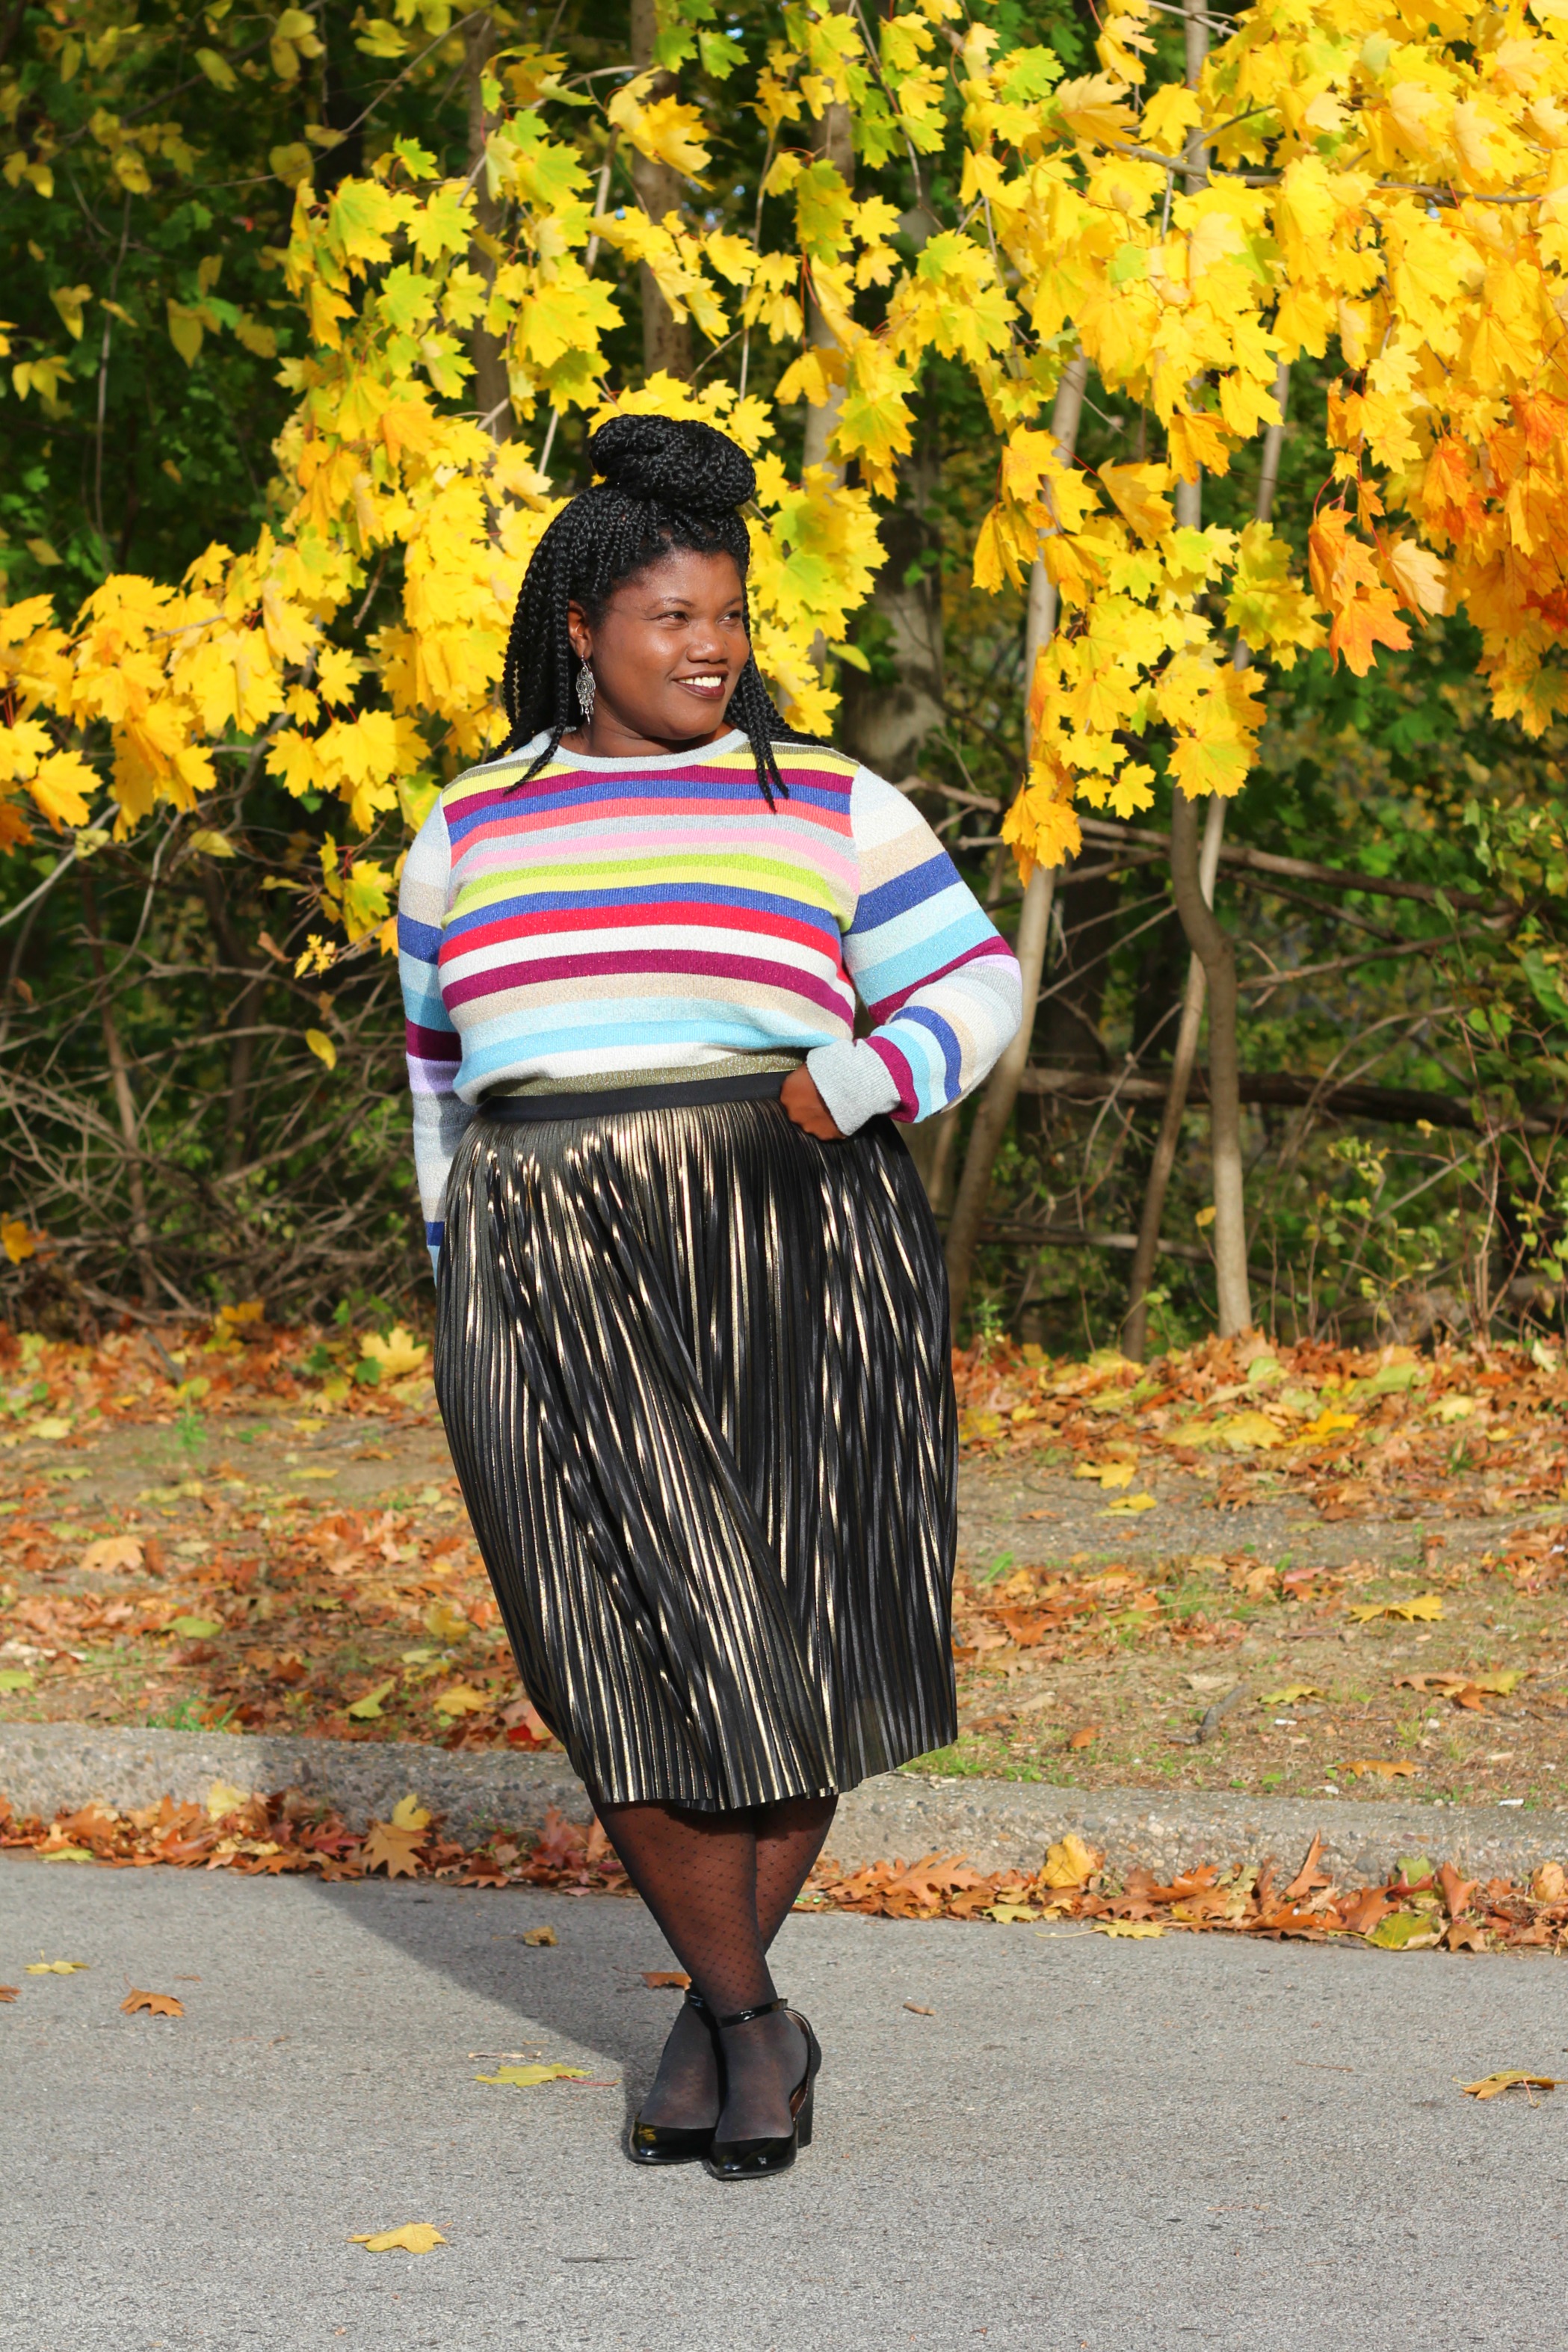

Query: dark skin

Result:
[563,546,844,1143]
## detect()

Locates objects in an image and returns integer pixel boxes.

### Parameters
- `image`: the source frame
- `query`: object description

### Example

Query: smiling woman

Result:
[397,414,1022,2183]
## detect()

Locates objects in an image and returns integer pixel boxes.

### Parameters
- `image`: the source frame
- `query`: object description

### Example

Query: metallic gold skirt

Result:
[433,1092,957,1811]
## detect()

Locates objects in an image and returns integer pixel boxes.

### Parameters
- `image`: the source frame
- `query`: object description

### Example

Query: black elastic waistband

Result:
[481,1071,790,1123]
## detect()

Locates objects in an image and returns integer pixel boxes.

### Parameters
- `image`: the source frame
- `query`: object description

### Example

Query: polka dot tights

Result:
[594,1794,836,2141]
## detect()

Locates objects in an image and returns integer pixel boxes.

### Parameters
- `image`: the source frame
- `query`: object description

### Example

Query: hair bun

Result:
[588,414,756,513]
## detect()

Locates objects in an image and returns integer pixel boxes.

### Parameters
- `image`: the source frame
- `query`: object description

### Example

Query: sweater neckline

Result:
[534,728,748,773]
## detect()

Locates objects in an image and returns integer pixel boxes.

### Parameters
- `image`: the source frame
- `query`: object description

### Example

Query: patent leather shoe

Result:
[705,1996,821,2181]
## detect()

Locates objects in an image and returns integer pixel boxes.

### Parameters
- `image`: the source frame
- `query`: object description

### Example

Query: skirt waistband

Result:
[481,1070,792,1123]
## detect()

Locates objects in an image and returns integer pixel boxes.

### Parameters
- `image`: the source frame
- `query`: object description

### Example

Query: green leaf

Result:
[170,1616,222,1640]
[1368,1910,1442,1950]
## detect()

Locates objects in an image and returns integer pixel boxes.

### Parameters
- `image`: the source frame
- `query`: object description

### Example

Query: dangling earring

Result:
[575,661,596,723]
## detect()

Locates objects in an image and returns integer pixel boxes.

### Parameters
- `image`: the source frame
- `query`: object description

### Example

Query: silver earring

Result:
[575,662,595,721]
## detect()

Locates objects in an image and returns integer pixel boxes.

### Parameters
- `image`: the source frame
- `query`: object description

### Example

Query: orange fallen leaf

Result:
[121,1989,184,2017]
[904,2001,936,2014]
[641,1970,690,1989]
[0,1986,19,2002]
[1068,1724,1100,1749]
[361,1820,425,1877]
[1462,2070,1558,2101]
[1344,1759,1418,1780]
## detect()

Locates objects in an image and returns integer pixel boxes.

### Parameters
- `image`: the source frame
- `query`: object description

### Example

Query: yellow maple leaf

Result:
[359,1324,429,1380]
[351,2224,447,2253]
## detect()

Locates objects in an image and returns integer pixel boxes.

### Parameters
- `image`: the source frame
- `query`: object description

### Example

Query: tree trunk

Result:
[1120,797,1226,1359]
[1122,359,1289,1356]
[200,866,265,1175]
[629,0,693,382]
[1169,788,1250,1333]
[942,354,1088,1337]
[463,13,511,439]
[79,868,158,1306]
[800,0,854,478]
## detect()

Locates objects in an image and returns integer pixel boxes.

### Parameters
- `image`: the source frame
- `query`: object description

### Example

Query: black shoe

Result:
[705,1996,821,2181]
[626,1988,719,2166]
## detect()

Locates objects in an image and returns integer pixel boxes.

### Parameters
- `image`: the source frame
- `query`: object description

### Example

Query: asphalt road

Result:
[4,1855,1567,2352]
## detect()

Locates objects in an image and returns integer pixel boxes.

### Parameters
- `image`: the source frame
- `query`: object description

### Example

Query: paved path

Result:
[5,1855,1566,2351]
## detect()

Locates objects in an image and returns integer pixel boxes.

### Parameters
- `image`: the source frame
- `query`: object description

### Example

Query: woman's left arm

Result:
[806,768,1023,1133]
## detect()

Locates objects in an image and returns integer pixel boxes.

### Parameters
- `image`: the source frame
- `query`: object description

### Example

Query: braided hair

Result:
[500,413,820,809]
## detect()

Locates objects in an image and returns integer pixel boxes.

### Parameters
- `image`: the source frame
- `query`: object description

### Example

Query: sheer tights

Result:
[596,1794,836,2141]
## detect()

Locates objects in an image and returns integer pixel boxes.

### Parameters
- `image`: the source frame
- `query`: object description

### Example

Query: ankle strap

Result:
[712,1995,786,2028]
[683,1986,710,2014]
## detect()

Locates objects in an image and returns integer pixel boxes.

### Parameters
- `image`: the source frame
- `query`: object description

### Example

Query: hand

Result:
[780,1067,845,1141]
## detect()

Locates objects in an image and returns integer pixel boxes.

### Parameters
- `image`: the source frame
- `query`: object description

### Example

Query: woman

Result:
[398,414,1021,2180]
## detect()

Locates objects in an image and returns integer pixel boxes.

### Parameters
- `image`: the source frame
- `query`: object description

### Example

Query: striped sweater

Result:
[398,729,1022,1257]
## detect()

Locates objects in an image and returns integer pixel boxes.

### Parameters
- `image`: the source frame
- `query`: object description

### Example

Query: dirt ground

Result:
[3,1319,1566,1815]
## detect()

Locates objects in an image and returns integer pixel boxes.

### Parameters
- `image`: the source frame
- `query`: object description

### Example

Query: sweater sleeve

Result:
[398,798,470,1273]
[806,767,1023,1132]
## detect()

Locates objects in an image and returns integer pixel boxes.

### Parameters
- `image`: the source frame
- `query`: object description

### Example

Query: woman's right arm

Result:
[398,800,470,1275]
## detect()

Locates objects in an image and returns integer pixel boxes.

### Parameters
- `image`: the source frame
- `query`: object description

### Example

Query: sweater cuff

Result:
[806,1041,902,1135]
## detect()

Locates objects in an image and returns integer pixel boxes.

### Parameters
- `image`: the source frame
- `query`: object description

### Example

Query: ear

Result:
[566,602,593,664]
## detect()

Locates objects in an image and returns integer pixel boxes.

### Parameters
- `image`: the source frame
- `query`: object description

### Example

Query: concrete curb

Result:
[4,1722,1567,1883]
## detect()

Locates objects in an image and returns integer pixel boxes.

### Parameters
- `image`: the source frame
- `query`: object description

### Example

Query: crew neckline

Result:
[520,727,748,772]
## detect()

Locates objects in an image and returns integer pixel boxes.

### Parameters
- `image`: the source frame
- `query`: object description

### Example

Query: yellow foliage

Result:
[4,1,1567,927]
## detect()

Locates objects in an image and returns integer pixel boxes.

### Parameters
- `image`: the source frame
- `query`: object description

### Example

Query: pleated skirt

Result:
[433,1095,958,1811]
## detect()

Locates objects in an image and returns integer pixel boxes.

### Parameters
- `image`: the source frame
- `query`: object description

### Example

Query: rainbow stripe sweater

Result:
[398,730,1022,1256]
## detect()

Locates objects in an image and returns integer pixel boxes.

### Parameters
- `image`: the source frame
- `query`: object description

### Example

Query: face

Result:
[567,547,749,750]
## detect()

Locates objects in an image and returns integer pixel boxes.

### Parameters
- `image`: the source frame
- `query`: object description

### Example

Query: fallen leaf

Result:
[474,2062,590,2087]
[424,1598,472,1641]
[1346,1593,1445,1623]
[121,1988,184,2016]
[1104,1493,1158,1514]
[1040,1833,1102,1888]
[1092,1921,1165,1939]
[904,2001,936,2014]
[641,1970,690,1989]
[987,1901,1043,1922]
[205,1780,250,1821]
[1185,1671,1233,1694]
[0,1668,35,1692]
[24,1957,88,1974]
[1073,1460,1137,1490]
[362,1820,425,1877]
[1462,2070,1559,2101]
[0,1986,19,2001]
[351,2224,447,2253]
[170,1616,222,1640]
[1530,1862,1567,1903]
[390,1794,431,1831]
[1068,1723,1100,1749]
[1191,1410,1284,1452]
[1366,1910,1442,1951]
[1260,1685,1327,1706]
[39,1845,95,1863]
[347,1677,398,1721]
[1291,1409,1359,1445]
[358,1325,430,1383]
[1344,1759,1419,1780]
[430,1682,490,1717]
[522,1926,558,1948]
[80,1536,143,1574]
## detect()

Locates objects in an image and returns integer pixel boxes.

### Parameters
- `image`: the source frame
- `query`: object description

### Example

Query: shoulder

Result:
[768,738,862,804]
[440,734,554,821]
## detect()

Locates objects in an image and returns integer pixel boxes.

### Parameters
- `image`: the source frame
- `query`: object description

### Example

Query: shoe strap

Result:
[683,1986,711,2015]
[713,1995,787,2028]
